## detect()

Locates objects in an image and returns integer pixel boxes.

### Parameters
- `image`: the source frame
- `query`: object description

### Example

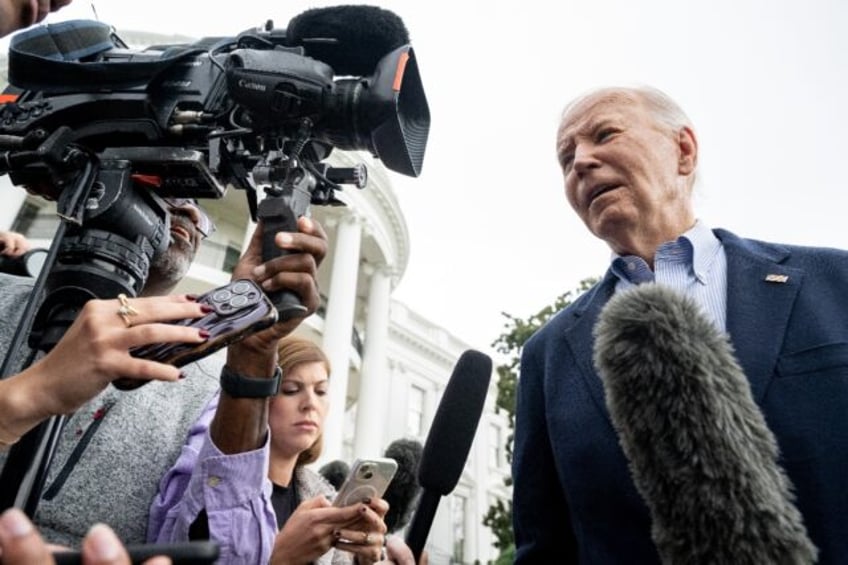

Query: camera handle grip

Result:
[257,194,309,321]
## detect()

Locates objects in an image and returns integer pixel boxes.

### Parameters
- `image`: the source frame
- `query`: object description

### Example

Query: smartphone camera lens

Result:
[212,289,232,302]
[231,295,249,308]
[231,281,252,294]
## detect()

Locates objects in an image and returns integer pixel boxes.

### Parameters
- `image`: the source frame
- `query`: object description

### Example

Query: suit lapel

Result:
[562,231,804,424]
[717,230,803,402]
[563,272,618,426]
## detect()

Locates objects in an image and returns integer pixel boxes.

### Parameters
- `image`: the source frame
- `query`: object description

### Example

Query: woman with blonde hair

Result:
[150,336,389,564]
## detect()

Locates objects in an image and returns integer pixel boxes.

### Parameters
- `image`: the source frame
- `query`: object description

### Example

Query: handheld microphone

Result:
[286,5,411,76]
[593,284,817,564]
[382,438,423,533]
[405,350,492,563]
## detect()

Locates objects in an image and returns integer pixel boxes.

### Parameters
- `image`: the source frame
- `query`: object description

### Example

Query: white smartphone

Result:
[332,457,398,507]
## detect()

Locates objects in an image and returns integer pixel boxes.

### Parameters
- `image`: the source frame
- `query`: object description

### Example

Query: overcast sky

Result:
[4,0,846,352]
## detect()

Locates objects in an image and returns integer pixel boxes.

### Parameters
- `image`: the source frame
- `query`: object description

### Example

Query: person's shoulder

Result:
[527,278,607,344]
[717,228,848,267]
[0,272,35,296]
[782,242,848,268]
[529,306,575,343]
[0,273,36,330]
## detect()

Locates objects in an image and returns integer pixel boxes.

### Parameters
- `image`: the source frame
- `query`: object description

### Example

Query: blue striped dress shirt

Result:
[610,220,728,331]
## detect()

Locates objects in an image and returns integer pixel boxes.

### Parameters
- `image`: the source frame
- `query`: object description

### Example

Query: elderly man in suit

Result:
[512,85,848,564]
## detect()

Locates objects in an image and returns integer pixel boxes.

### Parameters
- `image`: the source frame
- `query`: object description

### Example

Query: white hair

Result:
[560,85,694,132]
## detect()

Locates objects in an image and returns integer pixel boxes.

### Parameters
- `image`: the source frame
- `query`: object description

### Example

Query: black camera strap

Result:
[7,19,205,93]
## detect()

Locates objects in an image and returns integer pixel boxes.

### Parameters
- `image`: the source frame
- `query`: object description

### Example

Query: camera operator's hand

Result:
[0,294,209,448]
[209,216,326,455]
[227,215,328,364]
[0,508,171,565]
[0,0,73,37]
[0,231,31,258]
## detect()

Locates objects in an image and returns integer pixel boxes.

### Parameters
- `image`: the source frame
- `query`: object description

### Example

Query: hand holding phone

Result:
[116,279,278,390]
[333,457,398,507]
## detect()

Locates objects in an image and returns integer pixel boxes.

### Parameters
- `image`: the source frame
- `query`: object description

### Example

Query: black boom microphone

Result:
[286,5,411,76]
[593,284,817,565]
[405,350,492,563]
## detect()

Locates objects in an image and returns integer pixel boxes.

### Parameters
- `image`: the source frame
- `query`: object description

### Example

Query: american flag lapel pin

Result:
[764,273,789,283]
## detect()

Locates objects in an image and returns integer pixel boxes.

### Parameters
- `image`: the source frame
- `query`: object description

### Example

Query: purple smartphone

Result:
[115,279,278,390]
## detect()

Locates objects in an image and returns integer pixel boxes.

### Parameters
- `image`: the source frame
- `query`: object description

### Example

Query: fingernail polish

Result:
[178,372,187,380]
[199,330,211,339]
[200,305,214,313]
[186,294,199,301]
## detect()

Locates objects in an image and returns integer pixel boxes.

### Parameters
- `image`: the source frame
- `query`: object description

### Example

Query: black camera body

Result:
[0,18,429,196]
[0,8,430,345]
[1,53,230,199]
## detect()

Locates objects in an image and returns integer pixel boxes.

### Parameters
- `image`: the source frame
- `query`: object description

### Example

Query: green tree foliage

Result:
[492,544,516,565]
[482,498,515,555]
[482,277,599,558]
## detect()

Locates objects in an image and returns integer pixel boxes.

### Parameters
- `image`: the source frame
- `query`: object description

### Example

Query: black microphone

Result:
[382,438,423,533]
[286,5,411,76]
[593,284,817,564]
[405,350,492,563]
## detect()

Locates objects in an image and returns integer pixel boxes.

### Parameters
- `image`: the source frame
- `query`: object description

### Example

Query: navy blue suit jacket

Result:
[513,229,848,564]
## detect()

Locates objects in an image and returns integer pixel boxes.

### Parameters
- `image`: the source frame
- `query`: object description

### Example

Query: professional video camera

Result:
[0,5,429,517]
[0,5,429,349]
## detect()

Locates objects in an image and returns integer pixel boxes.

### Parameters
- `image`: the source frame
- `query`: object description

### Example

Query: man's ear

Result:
[677,126,698,175]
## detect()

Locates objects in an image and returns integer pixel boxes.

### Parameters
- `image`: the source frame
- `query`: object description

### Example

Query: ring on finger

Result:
[117,293,140,327]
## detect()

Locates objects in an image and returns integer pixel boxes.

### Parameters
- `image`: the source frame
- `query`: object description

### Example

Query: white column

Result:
[0,178,27,230]
[320,214,363,463]
[423,379,438,437]
[353,264,393,457]
[473,426,491,562]
[464,490,477,563]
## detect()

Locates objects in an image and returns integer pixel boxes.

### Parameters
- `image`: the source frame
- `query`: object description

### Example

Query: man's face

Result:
[556,93,696,255]
[143,200,211,295]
